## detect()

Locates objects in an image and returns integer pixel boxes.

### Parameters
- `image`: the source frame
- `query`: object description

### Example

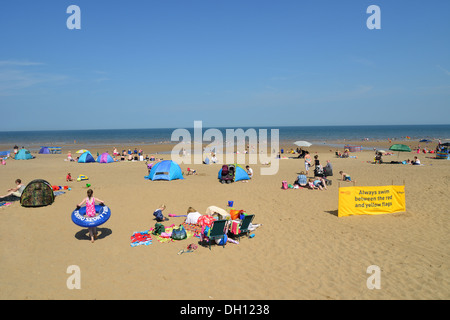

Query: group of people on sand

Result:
[291,153,357,191]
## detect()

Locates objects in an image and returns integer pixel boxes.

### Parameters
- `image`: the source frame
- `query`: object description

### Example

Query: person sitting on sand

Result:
[66,173,73,182]
[294,171,308,187]
[411,156,421,165]
[185,207,202,225]
[0,179,25,199]
[153,204,168,222]
[339,171,355,182]
[307,178,316,190]
[374,152,383,164]
[324,160,333,177]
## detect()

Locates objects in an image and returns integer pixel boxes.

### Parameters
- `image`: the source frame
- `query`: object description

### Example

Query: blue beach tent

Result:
[15,149,33,160]
[145,160,184,181]
[39,147,50,154]
[78,151,96,163]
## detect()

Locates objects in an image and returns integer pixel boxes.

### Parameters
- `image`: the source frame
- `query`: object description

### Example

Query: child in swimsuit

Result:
[77,189,105,243]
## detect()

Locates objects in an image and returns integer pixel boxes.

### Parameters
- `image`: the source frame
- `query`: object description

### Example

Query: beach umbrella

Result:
[389,144,411,152]
[76,149,89,154]
[441,142,450,147]
[419,139,432,143]
[389,144,411,158]
[376,150,386,154]
[294,141,312,147]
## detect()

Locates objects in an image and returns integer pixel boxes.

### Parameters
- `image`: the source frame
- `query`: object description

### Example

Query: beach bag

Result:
[152,223,165,235]
[171,225,187,240]
[281,181,288,190]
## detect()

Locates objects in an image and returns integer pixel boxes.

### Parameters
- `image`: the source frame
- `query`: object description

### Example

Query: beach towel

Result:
[0,202,12,209]
[182,223,202,238]
[130,230,152,247]
[197,215,215,227]
[150,224,195,243]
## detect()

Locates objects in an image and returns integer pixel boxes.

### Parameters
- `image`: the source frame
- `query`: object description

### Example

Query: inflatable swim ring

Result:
[71,205,111,228]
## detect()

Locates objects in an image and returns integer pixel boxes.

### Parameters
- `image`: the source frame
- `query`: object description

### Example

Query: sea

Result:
[0,124,449,153]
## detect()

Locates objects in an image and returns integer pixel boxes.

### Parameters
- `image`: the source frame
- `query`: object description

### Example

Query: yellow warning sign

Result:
[338,185,406,217]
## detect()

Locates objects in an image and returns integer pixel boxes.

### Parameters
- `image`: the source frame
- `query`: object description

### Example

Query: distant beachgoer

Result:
[246,165,253,179]
[324,160,333,177]
[307,178,316,190]
[374,152,383,164]
[339,171,355,182]
[294,171,308,187]
[77,189,105,243]
[411,156,421,165]
[313,177,327,191]
[187,167,197,175]
[313,155,320,167]
[0,179,25,199]
[304,151,312,175]
[66,173,73,182]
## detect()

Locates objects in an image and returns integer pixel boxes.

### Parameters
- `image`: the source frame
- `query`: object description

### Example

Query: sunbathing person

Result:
[313,177,327,191]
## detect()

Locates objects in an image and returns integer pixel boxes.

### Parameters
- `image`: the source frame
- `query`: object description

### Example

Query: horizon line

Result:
[1,123,450,133]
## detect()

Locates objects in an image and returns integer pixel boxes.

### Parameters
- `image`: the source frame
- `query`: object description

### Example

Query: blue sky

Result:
[0,0,449,131]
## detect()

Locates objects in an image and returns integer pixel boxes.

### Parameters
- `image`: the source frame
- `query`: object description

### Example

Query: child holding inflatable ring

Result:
[77,189,105,243]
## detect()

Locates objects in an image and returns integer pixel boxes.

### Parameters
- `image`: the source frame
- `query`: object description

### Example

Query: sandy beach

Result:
[0,140,449,300]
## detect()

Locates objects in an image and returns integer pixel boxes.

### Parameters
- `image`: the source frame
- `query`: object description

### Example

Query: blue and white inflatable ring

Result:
[71,205,111,228]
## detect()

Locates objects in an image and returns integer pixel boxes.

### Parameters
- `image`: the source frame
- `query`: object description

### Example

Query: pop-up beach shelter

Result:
[145,160,184,181]
[217,164,250,182]
[15,149,33,160]
[20,179,55,207]
[96,153,114,163]
[78,151,95,163]
[39,147,50,154]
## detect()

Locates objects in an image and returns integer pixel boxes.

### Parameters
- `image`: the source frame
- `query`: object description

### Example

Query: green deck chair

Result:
[236,214,255,241]
[207,220,228,250]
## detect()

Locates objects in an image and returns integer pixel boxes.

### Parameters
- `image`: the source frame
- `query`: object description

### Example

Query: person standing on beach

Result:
[304,151,312,175]
[77,189,105,243]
